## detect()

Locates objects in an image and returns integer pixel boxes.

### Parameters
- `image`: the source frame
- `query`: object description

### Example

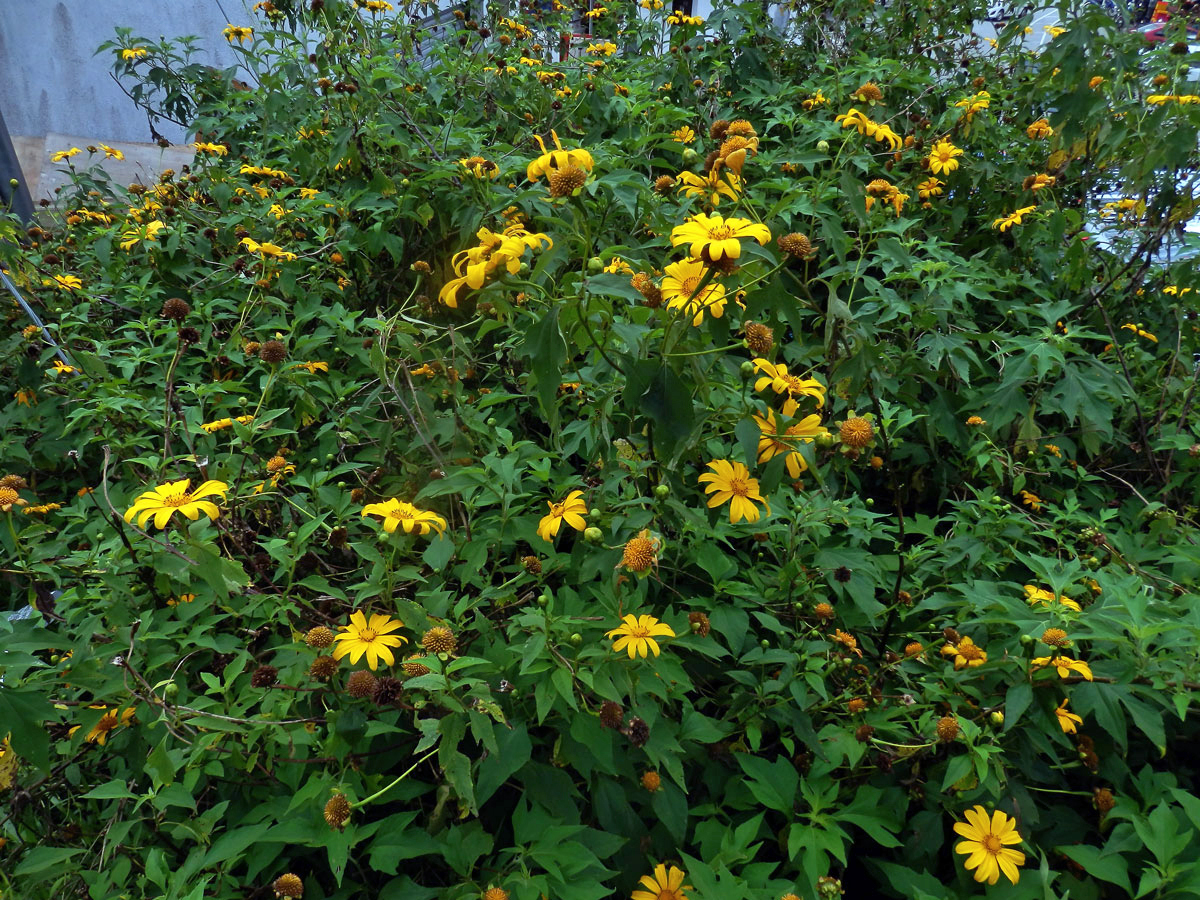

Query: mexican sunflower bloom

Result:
[671,126,696,143]
[927,139,963,175]
[1023,584,1082,612]
[124,479,227,529]
[698,459,769,524]
[993,206,1037,232]
[70,707,136,745]
[753,401,828,477]
[660,257,728,326]
[607,614,676,658]
[751,359,827,405]
[240,237,298,261]
[953,806,1025,885]
[632,864,692,900]
[670,213,771,262]
[1032,654,1094,680]
[332,610,407,669]
[223,24,254,43]
[537,489,587,542]
[361,498,447,535]
[1056,698,1083,733]
[675,169,742,207]
[941,635,987,669]
[526,129,594,183]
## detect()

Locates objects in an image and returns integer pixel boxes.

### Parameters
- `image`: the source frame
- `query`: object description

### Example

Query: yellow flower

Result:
[621,530,661,574]
[44,274,82,292]
[526,130,594,183]
[941,635,987,669]
[993,206,1037,232]
[603,257,634,275]
[1019,489,1043,510]
[751,359,826,405]
[1164,285,1193,295]
[51,147,82,163]
[361,498,447,535]
[606,614,676,658]
[70,707,136,745]
[1045,25,1066,36]
[586,41,617,56]
[240,237,298,261]
[1032,655,1094,680]
[802,90,827,110]
[124,479,227,529]
[666,12,704,24]
[927,139,963,175]
[955,91,991,122]
[872,122,902,151]
[1026,173,1056,191]
[917,177,944,199]
[953,806,1025,885]
[293,361,329,374]
[201,415,256,433]
[670,213,771,262]
[632,864,692,900]
[99,144,125,160]
[1089,76,1106,89]
[835,107,877,136]
[439,223,552,308]
[119,219,166,250]
[361,0,393,11]
[660,258,727,326]
[22,503,62,515]
[1121,323,1158,343]
[584,5,608,17]
[1026,119,1054,139]
[1023,584,1082,612]
[1056,699,1083,734]
[121,47,148,60]
[753,401,828,478]
[14,389,36,406]
[193,141,229,156]
[698,459,769,524]
[537,489,587,542]
[223,24,254,43]
[332,610,407,669]
[460,156,499,179]
[676,169,741,207]
[51,359,79,375]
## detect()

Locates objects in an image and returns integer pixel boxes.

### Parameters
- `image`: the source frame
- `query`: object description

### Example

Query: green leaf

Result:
[1058,844,1131,892]
[736,754,797,814]
[519,307,568,430]
[639,365,695,460]
[1004,683,1033,731]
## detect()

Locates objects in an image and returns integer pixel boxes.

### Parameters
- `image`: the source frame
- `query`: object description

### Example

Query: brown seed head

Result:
[834,566,852,583]
[688,611,711,637]
[743,321,774,356]
[777,232,812,257]
[1172,40,1188,54]
[725,119,757,137]
[936,715,960,742]
[412,260,432,274]
[854,82,884,102]
[483,889,510,900]
[266,455,290,474]
[621,535,657,573]
[329,526,349,548]
[904,641,924,657]
[814,602,836,621]
[309,655,338,680]
[422,626,457,655]
[178,326,201,345]
[324,794,351,830]
[0,475,28,491]
[251,664,279,688]
[373,676,404,706]
[350,487,366,504]
[272,874,304,898]
[1153,73,1170,86]
[641,771,662,791]
[653,174,676,194]
[600,700,624,729]
[1041,627,1069,647]
[522,555,542,575]
[259,340,287,364]
[627,716,650,747]
[403,655,432,677]
[162,297,190,321]
[840,417,874,449]
[306,626,335,649]
[1094,787,1115,813]
[709,119,730,140]
[346,670,378,698]
[548,165,587,198]
[855,723,875,742]
[847,698,867,714]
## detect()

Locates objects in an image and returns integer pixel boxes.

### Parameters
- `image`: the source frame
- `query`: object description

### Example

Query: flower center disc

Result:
[709,226,733,239]
[728,478,749,498]
[681,277,700,295]
[982,834,1003,853]
[360,629,378,642]
[163,493,191,508]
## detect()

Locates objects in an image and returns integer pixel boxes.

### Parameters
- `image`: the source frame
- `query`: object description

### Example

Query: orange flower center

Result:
[95,714,119,733]
[707,225,734,240]
[387,507,414,520]
[162,491,192,508]
[548,501,566,517]
[728,477,750,498]
[627,624,651,639]
[680,275,701,295]
[982,834,1003,853]
[359,629,378,642]
[958,643,983,661]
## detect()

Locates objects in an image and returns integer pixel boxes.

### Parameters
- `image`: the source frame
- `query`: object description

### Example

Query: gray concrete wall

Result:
[0,0,256,145]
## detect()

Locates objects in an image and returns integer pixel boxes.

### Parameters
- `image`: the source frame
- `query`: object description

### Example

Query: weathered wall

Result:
[0,0,255,145]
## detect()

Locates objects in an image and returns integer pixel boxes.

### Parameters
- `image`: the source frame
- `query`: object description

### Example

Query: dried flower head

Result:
[855,723,875,742]
[324,794,351,830]
[272,874,304,898]
[725,119,757,138]
[305,626,335,649]
[834,566,852,583]
[854,82,884,103]
[522,555,542,574]
[1093,787,1115,814]
[814,602,836,621]
[161,297,190,321]
[373,676,404,706]
[627,716,650,747]
[483,889,510,900]
[178,326,201,344]
[548,164,587,198]
[631,272,663,307]
[346,669,378,698]
[840,416,874,448]
[422,626,457,655]
[743,321,774,356]
[309,655,338,679]
[621,531,659,573]
[904,641,924,657]
[251,664,279,687]
[402,655,432,677]
[777,232,812,257]
[653,174,676,194]
[259,340,288,364]
[600,700,625,729]
[709,119,731,139]
[0,475,28,491]
[641,770,662,791]
[936,715,960,742]
[1041,627,1069,648]
[847,698,867,714]
[688,611,711,637]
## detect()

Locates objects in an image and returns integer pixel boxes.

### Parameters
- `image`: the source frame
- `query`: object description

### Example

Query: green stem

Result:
[352,747,439,809]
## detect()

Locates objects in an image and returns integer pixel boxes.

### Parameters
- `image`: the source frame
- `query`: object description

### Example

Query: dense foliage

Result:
[4,0,1200,897]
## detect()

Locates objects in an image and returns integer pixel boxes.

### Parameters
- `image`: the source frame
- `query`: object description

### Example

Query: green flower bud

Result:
[537,594,549,607]
[164,682,179,698]
[682,147,700,163]
[587,256,604,274]
[740,360,755,378]
[584,526,603,544]
[654,484,670,500]
[569,633,583,646]
[1019,634,1034,647]
[989,710,1004,727]
[817,139,830,152]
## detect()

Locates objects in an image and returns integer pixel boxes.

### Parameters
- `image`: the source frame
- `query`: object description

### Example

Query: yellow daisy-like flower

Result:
[194,141,228,156]
[99,144,124,161]
[670,212,771,262]
[927,139,963,175]
[675,169,742,207]
[223,24,254,43]
[953,806,1025,885]
[954,91,991,122]
[917,177,944,199]
[240,237,298,261]
[802,90,827,110]
[1019,489,1043,510]
[941,635,987,669]
[698,459,769,524]
[70,707,136,745]
[1023,584,1082,612]
[332,610,407,669]
[835,107,877,137]
[606,614,676,659]
[124,479,227,529]
[872,122,902,151]
[1026,173,1056,191]
[1032,655,1094,680]
[293,361,330,374]
[751,359,827,405]
[121,47,148,60]
[671,125,696,143]
[1056,699,1083,734]
[1026,118,1054,139]
[660,257,727,326]
[753,400,828,478]
[537,489,587,542]
[526,129,594,183]
[44,274,83,292]
[201,414,256,433]
[632,864,692,900]
[459,156,499,179]
[993,206,1037,232]
[119,219,166,250]
[50,147,82,163]
[361,498,448,535]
